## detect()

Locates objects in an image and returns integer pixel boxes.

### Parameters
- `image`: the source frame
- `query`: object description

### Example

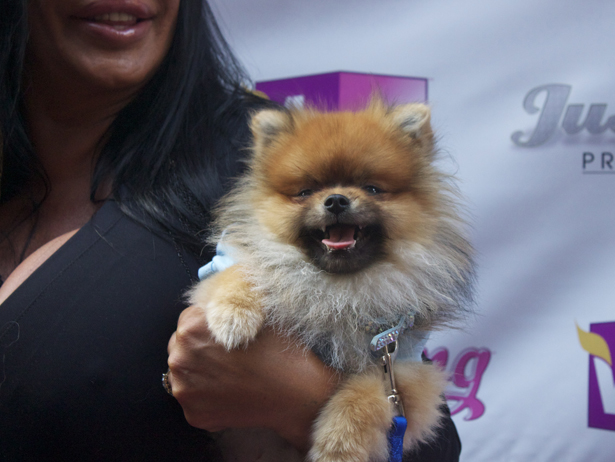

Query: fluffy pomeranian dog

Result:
[189,98,475,462]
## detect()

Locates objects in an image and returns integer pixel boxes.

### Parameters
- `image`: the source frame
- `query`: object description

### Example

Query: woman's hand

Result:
[167,304,341,452]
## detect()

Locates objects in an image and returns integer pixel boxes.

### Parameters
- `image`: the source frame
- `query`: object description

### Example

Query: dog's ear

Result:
[250,109,293,151]
[389,103,432,139]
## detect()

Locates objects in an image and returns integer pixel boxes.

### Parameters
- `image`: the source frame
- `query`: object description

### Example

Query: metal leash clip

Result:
[380,340,405,417]
[369,314,414,417]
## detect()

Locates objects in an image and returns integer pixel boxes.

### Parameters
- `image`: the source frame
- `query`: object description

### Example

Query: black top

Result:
[0,200,459,461]
[0,200,221,461]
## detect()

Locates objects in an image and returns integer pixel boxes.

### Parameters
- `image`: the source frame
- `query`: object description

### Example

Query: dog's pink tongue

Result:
[322,225,356,250]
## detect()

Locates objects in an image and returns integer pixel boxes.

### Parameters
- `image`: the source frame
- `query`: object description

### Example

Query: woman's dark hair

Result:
[0,1,274,258]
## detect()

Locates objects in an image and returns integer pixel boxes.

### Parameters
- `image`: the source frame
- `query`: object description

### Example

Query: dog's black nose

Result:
[324,194,350,215]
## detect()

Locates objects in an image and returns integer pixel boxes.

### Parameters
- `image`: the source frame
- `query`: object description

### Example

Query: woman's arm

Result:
[166,304,341,453]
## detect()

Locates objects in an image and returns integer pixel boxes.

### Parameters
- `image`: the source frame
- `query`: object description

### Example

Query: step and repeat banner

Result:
[211,1,615,460]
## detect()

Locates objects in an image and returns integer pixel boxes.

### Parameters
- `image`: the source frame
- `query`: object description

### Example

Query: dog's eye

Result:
[298,189,313,198]
[363,185,382,195]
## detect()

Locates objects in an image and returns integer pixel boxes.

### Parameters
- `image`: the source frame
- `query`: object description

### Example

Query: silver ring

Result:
[162,368,173,396]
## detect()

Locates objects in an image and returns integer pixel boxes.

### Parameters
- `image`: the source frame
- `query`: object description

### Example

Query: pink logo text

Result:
[425,347,491,421]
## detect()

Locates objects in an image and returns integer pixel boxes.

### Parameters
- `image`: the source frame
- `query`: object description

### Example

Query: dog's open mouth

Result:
[300,222,384,273]
[321,224,362,251]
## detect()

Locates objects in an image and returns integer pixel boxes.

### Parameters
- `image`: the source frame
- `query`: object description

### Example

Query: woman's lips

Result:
[70,2,154,45]
[73,16,152,44]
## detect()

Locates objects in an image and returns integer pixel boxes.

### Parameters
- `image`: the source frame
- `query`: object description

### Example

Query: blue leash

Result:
[388,415,408,462]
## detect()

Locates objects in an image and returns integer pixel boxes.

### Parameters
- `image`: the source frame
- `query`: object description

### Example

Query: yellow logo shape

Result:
[576,323,612,366]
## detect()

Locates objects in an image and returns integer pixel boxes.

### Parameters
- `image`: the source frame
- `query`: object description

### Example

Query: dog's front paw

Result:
[309,370,392,462]
[205,298,265,350]
[189,265,265,350]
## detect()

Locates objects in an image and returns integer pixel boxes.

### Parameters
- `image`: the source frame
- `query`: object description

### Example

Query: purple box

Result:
[255,71,428,111]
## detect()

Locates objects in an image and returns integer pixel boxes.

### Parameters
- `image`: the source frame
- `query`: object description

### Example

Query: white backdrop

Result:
[209,1,615,460]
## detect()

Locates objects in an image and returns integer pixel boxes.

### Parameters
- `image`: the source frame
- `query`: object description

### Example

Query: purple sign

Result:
[588,322,615,431]
[255,71,428,111]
